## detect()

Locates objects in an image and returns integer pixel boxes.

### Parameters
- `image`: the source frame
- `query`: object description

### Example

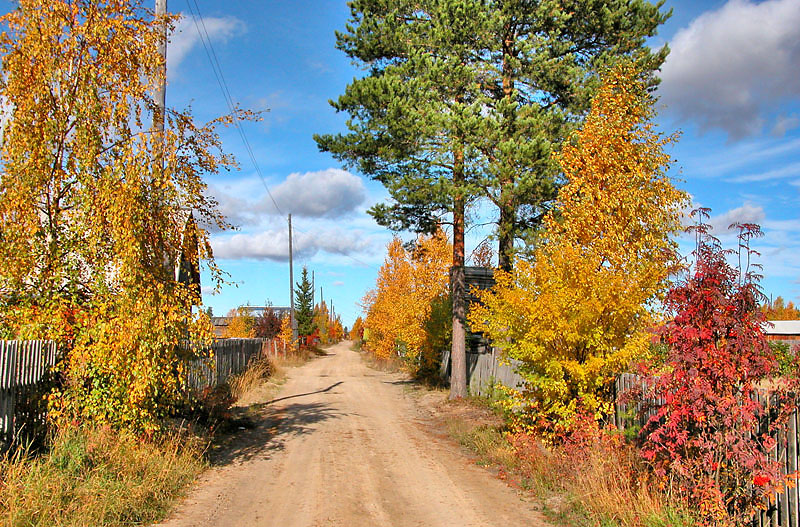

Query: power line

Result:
[184,0,282,216]
[185,1,376,271]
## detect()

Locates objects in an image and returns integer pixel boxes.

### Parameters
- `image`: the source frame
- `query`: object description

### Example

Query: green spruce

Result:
[294,267,315,337]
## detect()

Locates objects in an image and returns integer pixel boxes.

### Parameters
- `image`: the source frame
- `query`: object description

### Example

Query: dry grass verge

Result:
[0,427,203,527]
[0,346,309,527]
[432,396,695,527]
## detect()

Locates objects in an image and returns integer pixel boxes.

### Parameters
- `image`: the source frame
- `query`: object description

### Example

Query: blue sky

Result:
[6,0,800,326]
[156,0,800,326]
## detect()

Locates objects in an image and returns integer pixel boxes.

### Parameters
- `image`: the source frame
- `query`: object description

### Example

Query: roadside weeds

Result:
[402,382,696,527]
[0,346,319,527]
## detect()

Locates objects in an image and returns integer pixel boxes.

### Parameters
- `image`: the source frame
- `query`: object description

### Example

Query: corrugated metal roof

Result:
[765,320,800,335]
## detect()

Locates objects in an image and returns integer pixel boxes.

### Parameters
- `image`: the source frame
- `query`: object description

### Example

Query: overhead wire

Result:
[185,0,282,216]
[184,1,377,270]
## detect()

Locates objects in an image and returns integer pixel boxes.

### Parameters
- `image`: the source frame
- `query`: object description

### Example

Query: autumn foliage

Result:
[0,0,243,433]
[636,214,799,525]
[469,64,687,436]
[362,231,451,373]
[349,316,364,342]
[224,307,256,338]
[762,296,800,320]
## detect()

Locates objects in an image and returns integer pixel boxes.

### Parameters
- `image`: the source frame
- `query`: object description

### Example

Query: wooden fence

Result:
[0,340,58,445]
[0,338,281,445]
[185,338,275,392]
[615,373,800,527]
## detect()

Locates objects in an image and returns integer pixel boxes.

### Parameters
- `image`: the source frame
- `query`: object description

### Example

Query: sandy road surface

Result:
[158,341,548,527]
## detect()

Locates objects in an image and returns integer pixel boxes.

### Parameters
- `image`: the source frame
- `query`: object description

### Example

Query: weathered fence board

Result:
[0,340,58,444]
[184,338,271,392]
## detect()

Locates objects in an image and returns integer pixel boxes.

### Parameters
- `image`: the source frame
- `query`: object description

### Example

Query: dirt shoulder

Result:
[156,341,549,527]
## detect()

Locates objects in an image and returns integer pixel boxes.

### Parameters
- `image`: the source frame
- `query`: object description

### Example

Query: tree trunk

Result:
[449,148,467,399]
[497,27,515,272]
[497,200,514,272]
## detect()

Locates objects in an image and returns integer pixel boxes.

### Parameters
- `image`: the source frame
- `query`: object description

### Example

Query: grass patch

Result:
[0,426,204,527]
[439,396,695,527]
[228,357,274,400]
[0,344,306,527]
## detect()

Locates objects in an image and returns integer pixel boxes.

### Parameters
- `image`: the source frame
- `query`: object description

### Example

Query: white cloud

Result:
[269,169,367,218]
[207,168,367,228]
[167,14,245,76]
[212,227,371,262]
[708,204,766,234]
[659,0,800,139]
[729,160,800,183]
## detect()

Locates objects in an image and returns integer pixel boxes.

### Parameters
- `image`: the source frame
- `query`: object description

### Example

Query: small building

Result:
[211,316,230,339]
[765,320,800,345]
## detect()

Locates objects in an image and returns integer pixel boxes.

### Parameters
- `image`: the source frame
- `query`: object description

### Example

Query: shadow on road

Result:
[264,381,344,405]
[210,399,345,466]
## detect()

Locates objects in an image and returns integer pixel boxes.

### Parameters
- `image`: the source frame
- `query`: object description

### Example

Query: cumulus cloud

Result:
[207,169,367,228]
[167,14,245,76]
[708,204,766,234]
[269,169,367,218]
[211,228,371,262]
[659,0,800,139]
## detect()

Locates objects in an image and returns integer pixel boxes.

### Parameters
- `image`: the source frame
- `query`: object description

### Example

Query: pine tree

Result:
[294,267,315,337]
[317,0,670,399]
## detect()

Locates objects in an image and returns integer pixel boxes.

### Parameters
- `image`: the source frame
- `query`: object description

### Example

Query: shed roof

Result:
[765,320,800,335]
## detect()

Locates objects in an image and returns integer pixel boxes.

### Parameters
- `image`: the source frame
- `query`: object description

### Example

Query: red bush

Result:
[637,210,798,525]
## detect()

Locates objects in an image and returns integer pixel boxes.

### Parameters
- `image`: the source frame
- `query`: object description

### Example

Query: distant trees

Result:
[294,267,315,338]
[224,307,256,338]
[762,296,800,320]
[350,317,364,342]
[254,307,282,339]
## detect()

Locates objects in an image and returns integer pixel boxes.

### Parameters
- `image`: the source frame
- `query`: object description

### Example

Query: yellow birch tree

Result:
[0,0,250,433]
[224,307,256,338]
[469,63,688,435]
[362,230,451,369]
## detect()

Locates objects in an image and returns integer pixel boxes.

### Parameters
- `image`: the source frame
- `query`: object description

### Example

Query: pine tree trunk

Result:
[497,199,514,272]
[497,28,515,272]
[449,148,467,399]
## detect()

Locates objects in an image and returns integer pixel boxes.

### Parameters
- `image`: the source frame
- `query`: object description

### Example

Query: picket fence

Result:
[0,340,58,445]
[0,338,280,445]
[185,338,274,391]
[615,373,800,527]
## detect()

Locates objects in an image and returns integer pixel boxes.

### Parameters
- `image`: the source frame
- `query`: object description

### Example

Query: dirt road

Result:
[158,341,548,527]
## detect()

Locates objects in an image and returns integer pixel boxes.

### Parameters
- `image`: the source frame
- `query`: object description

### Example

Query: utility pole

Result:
[312,270,315,308]
[154,0,167,133]
[288,214,297,347]
[153,0,173,279]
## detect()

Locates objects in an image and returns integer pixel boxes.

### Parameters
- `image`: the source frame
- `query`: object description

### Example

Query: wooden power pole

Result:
[154,0,167,133]
[288,214,297,346]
